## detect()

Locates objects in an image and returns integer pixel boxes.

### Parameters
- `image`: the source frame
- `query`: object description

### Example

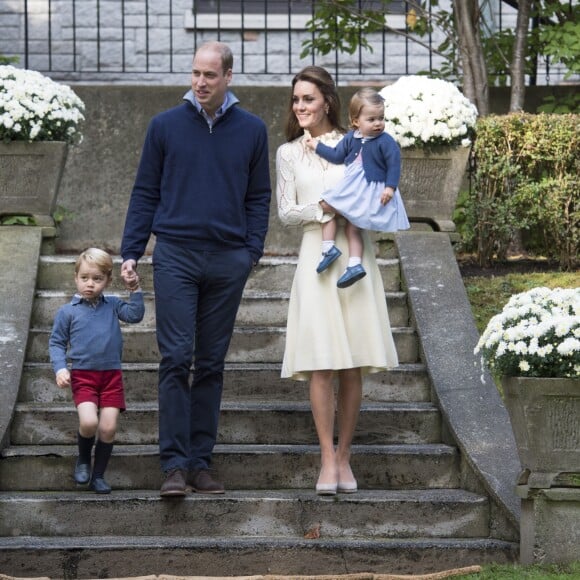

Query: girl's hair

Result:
[348,87,385,127]
[284,66,346,142]
[75,248,113,278]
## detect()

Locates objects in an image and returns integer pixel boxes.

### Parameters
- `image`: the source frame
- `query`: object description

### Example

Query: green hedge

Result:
[460,113,579,270]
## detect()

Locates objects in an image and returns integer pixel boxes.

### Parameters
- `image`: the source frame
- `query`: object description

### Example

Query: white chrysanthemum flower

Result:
[478,287,580,378]
[557,337,580,356]
[0,64,85,144]
[379,76,478,149]
[554,319,573,337]
[528,338,540,355]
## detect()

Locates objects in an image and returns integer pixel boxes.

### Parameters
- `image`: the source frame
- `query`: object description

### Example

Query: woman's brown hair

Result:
[284,66,346,142]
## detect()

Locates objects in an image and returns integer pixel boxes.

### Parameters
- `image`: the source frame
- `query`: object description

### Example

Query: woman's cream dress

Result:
[276,130,399,380]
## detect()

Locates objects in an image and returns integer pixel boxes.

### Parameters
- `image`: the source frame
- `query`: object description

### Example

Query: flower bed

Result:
[379,75,478,149]
[0,65,85,144]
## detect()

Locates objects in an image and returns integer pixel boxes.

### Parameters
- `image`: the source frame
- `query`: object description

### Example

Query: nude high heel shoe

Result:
[316,466,338,495]
[337,464,358,493]
[337,479,358,493]
[316,481,338,495]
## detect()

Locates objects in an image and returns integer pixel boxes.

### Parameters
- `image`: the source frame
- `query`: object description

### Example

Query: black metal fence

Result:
[1,0,566,85]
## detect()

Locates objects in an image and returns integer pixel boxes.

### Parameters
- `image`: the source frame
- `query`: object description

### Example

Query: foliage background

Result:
[455,113,579,270]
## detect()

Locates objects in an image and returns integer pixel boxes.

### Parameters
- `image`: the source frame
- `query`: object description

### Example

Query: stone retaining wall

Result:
[52,85,576,255]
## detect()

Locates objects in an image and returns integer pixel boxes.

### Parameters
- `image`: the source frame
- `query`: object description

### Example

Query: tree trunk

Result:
[510,0,533,111]
[453,0,489,116]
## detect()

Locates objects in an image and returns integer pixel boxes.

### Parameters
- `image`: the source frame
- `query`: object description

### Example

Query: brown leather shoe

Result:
[160,468,187,497]
[187,469,225,494]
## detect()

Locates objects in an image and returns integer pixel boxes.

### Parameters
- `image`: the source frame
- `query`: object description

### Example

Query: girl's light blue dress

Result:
[322,150,410,232]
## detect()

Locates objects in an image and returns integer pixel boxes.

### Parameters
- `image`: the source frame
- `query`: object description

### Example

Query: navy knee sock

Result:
[77,432,95,465]
[92,440,114,479]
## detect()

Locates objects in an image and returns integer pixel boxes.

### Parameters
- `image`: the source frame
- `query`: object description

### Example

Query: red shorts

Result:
[70,369,126,411]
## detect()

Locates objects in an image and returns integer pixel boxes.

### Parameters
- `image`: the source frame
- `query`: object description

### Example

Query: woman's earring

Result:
[325,105,329,114]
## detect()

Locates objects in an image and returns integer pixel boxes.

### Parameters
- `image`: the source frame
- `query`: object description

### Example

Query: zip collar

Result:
[183,89,239,129]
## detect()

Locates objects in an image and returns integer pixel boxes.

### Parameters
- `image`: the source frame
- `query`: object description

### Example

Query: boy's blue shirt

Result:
[315,130,401,189]
[49,292,145,374]
[121,90,271,265]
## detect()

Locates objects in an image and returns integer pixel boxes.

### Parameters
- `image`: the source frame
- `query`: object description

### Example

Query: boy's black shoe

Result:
[90,477,112,494]
[74,460,91,485]
[160,468,187,497]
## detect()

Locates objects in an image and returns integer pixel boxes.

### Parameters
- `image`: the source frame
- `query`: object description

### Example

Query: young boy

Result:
[49,248,145,494]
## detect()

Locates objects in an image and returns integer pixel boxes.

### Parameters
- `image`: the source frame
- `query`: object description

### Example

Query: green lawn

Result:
[463,271,580,334]
[456,561,580,579]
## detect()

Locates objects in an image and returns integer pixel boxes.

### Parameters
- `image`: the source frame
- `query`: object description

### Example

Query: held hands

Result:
[302,129,317,152]
[121,259,140,292]
[381,187,395,205]
[56,368,71,389]
[304,137,318,151]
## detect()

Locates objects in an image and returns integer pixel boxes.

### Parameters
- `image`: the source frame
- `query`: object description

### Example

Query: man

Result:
[121,41,271,497]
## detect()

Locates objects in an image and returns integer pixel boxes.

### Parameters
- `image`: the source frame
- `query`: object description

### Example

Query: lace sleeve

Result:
[276,143,324,226]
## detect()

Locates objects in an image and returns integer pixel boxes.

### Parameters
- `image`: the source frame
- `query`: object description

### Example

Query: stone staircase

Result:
[0,241,518,578]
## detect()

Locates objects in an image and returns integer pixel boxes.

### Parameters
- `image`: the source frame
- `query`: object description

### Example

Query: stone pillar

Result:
[517,484,580,564]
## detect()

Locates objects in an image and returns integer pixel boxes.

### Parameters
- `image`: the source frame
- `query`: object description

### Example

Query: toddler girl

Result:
[306,87,410,288]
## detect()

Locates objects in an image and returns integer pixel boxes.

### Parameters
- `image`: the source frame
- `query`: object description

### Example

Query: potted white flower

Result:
[475,286,579,379]
[0,65,85,223]
[378,75,478,232]
[0,65,85,144]
[475,286,580,489]
[379,75,477,150]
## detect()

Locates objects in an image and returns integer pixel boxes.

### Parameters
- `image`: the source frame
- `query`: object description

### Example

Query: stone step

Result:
[26,325,419,364]
[19,362,431,404]
[0,443,459,492]
[5,250,518,578]
[0,489,490,539]
[0,535,517,578]
[37,255,403,293]
[32,289,410,328]
[10,402,441,446]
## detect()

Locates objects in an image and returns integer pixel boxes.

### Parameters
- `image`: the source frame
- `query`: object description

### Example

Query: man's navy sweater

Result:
[121,98,271,264]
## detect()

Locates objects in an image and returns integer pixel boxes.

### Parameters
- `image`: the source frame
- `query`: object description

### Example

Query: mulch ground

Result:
[0,566,484,580]
[457,254,562,278]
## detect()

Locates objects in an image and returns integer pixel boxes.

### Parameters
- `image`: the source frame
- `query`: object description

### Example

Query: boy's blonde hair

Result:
[75,248,113,279]
[348,87,385,127]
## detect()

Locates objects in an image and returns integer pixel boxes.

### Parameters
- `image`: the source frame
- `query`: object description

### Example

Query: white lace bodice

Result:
[276,130,345,226]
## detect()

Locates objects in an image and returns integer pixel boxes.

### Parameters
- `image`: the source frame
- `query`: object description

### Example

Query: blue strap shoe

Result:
[73,460,91,485]
[337,264,366,288]
[316,245,342,273]
[90,477,112,494]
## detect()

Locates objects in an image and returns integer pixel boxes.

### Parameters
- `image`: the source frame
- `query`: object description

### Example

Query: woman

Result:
[276,66,399,495]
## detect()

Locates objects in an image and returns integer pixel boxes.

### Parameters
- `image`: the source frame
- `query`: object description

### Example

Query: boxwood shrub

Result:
[461,113,578,270]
